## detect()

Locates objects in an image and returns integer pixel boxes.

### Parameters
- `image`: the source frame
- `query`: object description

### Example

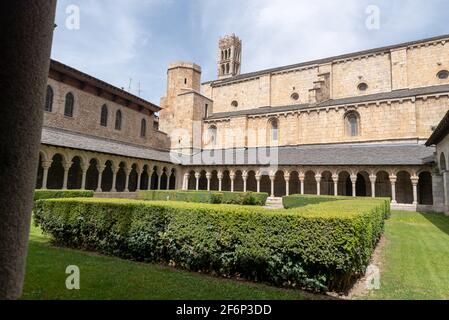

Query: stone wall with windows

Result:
[201,37,449,115]
[203,96,449,149]
[44,78,170,150]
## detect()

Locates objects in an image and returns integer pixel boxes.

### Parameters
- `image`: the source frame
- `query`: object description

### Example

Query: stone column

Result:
[256,174,261,193]
[166,169,171,190]
[195,172,201,191]
[370,174,377,198]
[285,172,290,196]
[411,175,419,206]
[206,172,212,191]
[218,171,223,191]
[124,168,131,192]
[96,165,105,192]
[81,164,89,190]
[443,171,448,208]
[242,171,248,192]
[332,174,339,197]
[147,166,153,190]
[0,0,57,300]
[183,173,189,190]
[62,162,72,190]
[157,170,163,190]
[351,174,357,197]
[269,173,276,198]
[230,171,236,192]
[299,173,305,195]
[136,169,143,191]
[41,161,52,190]
[390,174,397,204]
[315,174,322,196]
[111,166,118,192]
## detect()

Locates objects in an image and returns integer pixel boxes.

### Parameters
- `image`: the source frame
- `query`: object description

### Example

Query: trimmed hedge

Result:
[34,190,94,201]
[283,195,391,219]
[34,197,389,293]
[139,190,268,206]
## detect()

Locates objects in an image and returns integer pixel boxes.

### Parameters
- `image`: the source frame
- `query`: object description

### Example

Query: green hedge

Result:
[34,190,94,201]
[34,197,389,293]
[283,195,391,219]
[139,190,268,206]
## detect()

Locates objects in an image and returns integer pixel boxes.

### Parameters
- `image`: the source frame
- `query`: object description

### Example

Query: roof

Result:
[426,111,449,146]
[41,127,172,163]
[204,34,449,86]
[207,85,449,120]
[176,142,435,166]
[50,60,161,113]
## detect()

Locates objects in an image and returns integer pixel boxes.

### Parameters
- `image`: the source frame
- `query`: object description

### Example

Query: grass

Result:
[22,223,318,300]
[366,211,449,300]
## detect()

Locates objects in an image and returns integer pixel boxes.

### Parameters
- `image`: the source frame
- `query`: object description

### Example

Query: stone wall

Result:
[203,96,449,149]
[45,78,170,150]
[201,36,449,115]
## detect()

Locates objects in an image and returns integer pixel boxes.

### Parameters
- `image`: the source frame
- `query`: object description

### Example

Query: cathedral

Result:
[36,34,449,212]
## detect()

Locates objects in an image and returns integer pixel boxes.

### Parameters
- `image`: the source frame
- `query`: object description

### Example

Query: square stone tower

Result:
[218,34,242,79]
[159,62,212,155]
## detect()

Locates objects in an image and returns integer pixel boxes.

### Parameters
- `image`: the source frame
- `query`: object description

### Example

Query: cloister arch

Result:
[375,171,391,198]
[101,160,114,192]
[247,170,257,192]
[338,171,351,196]
[320,171,334,196]
[396,171,413,204]
[418,171,433,205]
[85,158,99,191]
[47,154,65,190]
[67,156,83,190]
[304,171,317,195]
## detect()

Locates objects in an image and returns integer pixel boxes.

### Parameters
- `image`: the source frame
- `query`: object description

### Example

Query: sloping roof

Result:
[50,60,161,113]
[41,127,172,162]
[207,85,449,120]
[426,111,449,146]
[204,34,449,86]
[177,142,435,166]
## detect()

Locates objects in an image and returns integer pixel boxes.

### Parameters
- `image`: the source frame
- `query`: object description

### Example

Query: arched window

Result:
[100,104,108,127]
[208,125,217,147]
[115,110,122,131]
[268,118,279,143]
[345,111,360,137]
[64,92,74,117]
[226,63,230,74]
[141,119,147,137]
[221,65,225,75]
[45,85,53,112]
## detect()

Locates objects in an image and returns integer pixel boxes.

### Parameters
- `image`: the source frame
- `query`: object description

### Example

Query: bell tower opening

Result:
[217,34,242,79]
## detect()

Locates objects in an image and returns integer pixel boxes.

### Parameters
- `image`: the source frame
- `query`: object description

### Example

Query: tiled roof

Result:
[41,127,172,163]
[206,85,449,120]
[177,142,435,166]
[426,110,449,146]
[204,34,449,86]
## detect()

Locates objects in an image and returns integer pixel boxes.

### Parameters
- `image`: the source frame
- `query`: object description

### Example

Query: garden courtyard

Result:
[22,191,449,300]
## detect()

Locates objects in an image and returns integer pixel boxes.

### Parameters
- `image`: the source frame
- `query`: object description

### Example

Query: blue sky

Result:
[52,0,449,104]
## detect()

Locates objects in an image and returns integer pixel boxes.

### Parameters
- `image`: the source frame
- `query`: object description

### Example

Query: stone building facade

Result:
[38,34,449,212]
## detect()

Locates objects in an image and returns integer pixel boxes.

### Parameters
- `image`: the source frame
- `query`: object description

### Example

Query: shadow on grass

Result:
[419,212,449,237]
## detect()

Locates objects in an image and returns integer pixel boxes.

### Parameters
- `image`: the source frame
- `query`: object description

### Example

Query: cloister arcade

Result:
[36,146,179,192]
[181,166,435,206]
[35,146,435,208]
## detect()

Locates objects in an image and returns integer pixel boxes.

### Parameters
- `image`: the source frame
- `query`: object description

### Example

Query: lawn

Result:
[366,211,449,300]
[22,223,318,300]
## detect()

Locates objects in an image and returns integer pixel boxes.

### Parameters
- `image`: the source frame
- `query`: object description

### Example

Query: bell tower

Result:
[218,34,242,79]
